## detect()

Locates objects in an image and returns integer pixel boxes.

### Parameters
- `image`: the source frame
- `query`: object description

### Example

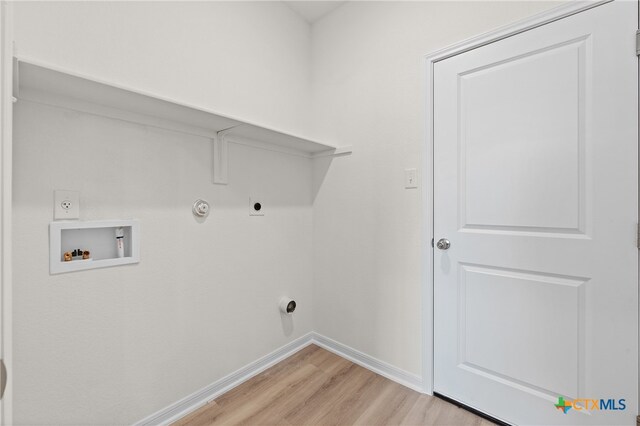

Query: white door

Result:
[433,1,638,424]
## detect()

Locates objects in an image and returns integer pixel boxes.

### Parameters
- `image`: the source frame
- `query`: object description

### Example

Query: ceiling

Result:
[283,1,347,24]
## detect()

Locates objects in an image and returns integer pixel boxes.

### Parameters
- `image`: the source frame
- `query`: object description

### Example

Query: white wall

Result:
[13,100,314,425]
[11,2,314,424]
[310,0,561,378]
[13,1,312,136]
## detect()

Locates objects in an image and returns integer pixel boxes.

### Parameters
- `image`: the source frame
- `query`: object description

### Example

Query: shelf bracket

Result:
[12,57,19,101]
[311,145,353,159]
[212,125,241,185]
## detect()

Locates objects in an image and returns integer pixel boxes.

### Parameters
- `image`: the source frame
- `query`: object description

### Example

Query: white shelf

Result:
[49,220,140,274]
[13,57,349,182]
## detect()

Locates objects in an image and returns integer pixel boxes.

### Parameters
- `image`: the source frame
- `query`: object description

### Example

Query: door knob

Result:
[436,238,450,250]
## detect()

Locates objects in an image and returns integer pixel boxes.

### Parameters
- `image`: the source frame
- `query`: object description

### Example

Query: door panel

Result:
[461,38,585,233]
[433,2,638,424]
[460,264,584,399]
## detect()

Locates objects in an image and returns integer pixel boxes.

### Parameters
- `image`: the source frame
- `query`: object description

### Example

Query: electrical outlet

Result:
[54,190,80,220]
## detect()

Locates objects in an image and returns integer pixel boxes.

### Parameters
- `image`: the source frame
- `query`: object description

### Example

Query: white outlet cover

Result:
[249,197,265,216]
[54,190,80,220]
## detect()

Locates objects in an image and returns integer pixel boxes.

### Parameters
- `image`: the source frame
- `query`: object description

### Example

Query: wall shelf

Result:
[14,57,351,184]
[49,220,140,274]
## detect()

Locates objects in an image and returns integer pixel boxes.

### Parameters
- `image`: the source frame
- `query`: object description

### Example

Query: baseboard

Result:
[310,332,423,392]
[135,331,424,425]
[134,332,314,426]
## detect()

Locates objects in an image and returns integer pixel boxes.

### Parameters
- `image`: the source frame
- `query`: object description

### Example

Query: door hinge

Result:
[637,224,640,249]
[636,29,640,56]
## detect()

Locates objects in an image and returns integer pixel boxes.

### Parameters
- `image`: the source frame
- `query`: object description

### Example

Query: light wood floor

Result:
[174,344,494,426]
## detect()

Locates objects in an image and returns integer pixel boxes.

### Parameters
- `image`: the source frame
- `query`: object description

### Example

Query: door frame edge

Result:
[1,1,14,424]
[420,0,613,396]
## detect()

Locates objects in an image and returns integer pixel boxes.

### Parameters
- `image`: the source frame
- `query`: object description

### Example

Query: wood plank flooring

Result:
[174,344,494,426]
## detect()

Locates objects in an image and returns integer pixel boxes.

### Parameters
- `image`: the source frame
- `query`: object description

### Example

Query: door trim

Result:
[0,1,13,424]
[421,0,614,396]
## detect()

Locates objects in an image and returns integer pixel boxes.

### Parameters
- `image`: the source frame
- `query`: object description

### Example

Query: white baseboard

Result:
[134,332,314,426]
[135,332,424,425]
[310,332,423,393]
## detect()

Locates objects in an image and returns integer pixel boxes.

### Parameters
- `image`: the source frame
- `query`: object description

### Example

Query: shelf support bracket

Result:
[212,125,241,185]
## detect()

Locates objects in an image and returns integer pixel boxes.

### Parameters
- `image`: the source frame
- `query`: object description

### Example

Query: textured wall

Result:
[13,1,312,136]
[13,101,313,424]
[310,0,562,377]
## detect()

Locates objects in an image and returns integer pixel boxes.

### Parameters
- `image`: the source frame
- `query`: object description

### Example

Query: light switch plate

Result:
[54,190,80,220]
[404,169,418,189]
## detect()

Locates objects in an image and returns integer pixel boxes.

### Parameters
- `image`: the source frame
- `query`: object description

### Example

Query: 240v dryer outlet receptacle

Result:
[54,190,80,220]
